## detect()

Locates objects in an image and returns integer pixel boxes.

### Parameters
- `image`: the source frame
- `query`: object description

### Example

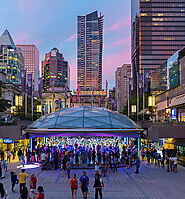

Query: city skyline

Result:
[0,0,131,90]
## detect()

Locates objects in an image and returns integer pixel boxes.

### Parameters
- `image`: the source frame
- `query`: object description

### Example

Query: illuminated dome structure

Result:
[23,106,143,138]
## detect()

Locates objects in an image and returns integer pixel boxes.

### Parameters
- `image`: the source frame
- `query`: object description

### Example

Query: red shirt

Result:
[30,176,37,189]
[71,153,74,158]
[38,192,45,199]
[71,178,78,189]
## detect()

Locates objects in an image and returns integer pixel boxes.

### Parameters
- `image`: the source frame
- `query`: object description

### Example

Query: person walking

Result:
[141,149,145,161]
[29,174,37,198]
[62,158,67,177]
[146,150,150,165]
[66,158,71,179]
[19,169,28,194]
[135,157,140,174]
[173,156,178,173]
[41,151,47,166]
[7,150,11,163]
[18,149,22,162]
[1,158,6,179]
[93,173,103,199]
[70,174,78,199]
[113,155,118,172]
[79,171,89,199]
[22,154,25,168]
[166,156,170,172]
[10,171,17,192]
[0,183,7,199]
[169,156,174,171]
[125,156,131,175]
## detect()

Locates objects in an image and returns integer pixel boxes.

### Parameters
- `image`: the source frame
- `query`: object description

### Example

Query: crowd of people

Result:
[0,137,180,198]
[0,168,44,199]
[27,137,139,173]
[141,147,178,172]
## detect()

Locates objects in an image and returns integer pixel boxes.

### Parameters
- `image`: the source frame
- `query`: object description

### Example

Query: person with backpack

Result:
[79,171,89,199]
[93,173,103,199]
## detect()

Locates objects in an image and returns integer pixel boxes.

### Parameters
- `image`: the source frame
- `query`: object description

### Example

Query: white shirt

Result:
[41,153,46,161]
[173,157,177,164]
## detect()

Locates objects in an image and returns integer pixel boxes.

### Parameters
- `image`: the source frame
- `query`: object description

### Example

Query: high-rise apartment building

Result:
[131,0,185,90]
[42,48,69,91]
[0,30,24,83]
[115,64,131,113]
[16,45,39,91]
[77,10,103,91]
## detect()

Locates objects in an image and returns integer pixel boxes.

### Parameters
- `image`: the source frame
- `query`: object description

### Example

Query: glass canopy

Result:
[28,106,139,130]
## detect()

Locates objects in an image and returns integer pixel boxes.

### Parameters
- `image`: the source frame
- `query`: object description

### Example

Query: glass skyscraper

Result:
[77,10,103,91]
[0,30,24,83]
[131,0,185,90]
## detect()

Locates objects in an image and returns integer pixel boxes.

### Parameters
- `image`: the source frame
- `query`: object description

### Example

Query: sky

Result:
[0,0,131,90]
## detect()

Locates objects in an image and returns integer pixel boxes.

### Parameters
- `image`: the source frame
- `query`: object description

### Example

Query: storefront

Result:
[0,138,29,153]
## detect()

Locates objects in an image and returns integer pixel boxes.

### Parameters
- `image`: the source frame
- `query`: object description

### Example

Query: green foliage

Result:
[19,96,41,120]
[0,99,11,112]
[122,92,150,121]
[0,81,11,112]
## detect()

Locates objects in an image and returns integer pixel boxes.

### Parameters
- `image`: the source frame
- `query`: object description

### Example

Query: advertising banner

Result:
[21,70,26,92]
[27,74,32,96]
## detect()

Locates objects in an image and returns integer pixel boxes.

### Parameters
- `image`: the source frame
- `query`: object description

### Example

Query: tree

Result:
[122,91,150,121]
[0,81,11,112]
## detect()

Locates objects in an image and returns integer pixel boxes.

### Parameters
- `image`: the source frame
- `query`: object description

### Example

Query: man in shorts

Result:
[79,171,89,199]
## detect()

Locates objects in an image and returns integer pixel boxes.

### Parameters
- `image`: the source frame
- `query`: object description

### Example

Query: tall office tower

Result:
[0,29,24,83]
[131,0,185,90]
[42,48,69,91]
[77,10,103,91]
[16,45,39,91]
[115,64,131,113]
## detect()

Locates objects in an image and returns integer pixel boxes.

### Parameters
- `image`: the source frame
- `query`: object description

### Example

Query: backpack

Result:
[94,175,102,188]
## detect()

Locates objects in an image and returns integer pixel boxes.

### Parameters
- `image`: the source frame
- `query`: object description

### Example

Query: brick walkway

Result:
[1,161,185,199]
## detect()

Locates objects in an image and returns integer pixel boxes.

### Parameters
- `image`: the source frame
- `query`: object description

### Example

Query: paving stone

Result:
[1,161,185,199]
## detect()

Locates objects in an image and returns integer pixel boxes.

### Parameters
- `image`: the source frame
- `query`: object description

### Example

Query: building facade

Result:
[131,0,185,90]
[0,30,24,83]
[16,45,39,91]
[73,90,106,107]
[42,48,69,91]
[77,10,103,91]
[115,64,131,113]
[156,46,185,122]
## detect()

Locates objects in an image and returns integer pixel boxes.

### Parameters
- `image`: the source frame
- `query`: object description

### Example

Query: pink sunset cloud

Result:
[104,15,131,33]
[60,33,77,47]
[9,0,43,13]
[104,36,131,49]
[103,48,131,81]
[14,32,41,46]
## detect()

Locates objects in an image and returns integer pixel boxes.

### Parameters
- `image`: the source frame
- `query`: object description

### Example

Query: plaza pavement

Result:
[1,161,185,199]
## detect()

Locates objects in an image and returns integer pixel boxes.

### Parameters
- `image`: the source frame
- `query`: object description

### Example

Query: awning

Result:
[0,120,32,140]
[170,95,185,107]
[171,138,185,147]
